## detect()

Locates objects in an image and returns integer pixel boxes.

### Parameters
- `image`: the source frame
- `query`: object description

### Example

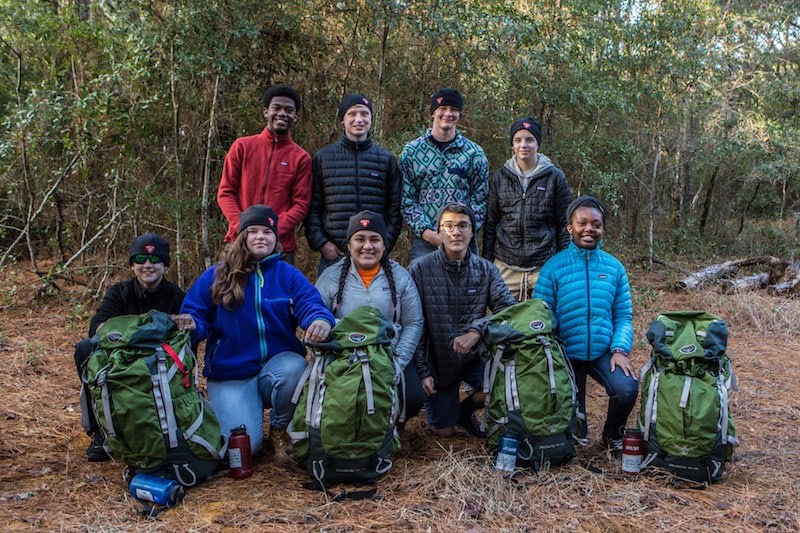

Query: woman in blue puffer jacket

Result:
[534,196,637,453]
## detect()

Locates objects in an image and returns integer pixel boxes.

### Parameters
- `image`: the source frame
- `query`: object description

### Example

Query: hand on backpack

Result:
[453,330,481,354]
[171,313,196,331]
[305,319,332,343]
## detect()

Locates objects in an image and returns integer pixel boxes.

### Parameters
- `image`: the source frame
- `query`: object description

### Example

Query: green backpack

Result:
[288,306,400,486]
[483,299,583,470]
[85,310,225,486]
[639,311,738,484]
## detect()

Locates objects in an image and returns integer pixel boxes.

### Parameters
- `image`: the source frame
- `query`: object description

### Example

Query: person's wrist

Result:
[612,349,630,358]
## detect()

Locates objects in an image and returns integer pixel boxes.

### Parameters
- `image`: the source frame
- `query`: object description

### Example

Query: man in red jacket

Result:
[217,85,312,263]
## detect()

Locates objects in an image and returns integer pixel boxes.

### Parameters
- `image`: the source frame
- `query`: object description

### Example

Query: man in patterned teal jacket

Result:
[534,196,637,454]
[400,88,489,261]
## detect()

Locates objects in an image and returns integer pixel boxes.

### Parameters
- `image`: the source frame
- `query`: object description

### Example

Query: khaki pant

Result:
[494,258,540,302]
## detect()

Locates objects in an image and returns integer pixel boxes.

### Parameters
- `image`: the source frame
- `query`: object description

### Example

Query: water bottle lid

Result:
[230,424,248,435]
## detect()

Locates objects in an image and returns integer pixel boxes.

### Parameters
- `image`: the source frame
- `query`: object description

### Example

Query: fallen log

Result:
[676,263,739,291]
[767,278,800,296]
[720,273,770,294]
[676,256,788,291]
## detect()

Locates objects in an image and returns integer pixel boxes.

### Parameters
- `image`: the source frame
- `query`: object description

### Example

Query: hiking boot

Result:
[267,427,292,464]
[456,412,488,439]
[602,432,623,457]
[86,433,112,462]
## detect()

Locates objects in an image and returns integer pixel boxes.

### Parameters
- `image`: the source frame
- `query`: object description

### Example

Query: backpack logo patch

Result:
[679,344,698,354]
[348,333,367,343]
[529,320,545,331]
[106,331,124,343]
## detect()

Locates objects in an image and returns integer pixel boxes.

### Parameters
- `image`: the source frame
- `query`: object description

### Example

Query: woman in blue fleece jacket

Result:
[534,196,637,452]
[175,205,333,461]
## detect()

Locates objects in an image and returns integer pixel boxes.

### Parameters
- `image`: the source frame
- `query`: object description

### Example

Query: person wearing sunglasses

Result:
[74,233,185,462]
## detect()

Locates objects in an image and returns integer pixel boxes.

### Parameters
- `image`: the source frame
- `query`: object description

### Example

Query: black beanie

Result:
[430,88,463,114]
[337,93,373,122]
[509,117,542,146]
[238,205,279,235]
[566,196,606,225]
[346,210,386,242]
[129,233,170,267]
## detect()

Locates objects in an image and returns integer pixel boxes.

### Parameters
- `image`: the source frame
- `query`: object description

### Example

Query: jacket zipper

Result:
[584,251,591,360]
[255,262,268,363]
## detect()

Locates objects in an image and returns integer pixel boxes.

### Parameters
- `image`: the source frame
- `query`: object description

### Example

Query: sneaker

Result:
[456,412,488,439]
[602,432,623,457]
[86,433,112,462]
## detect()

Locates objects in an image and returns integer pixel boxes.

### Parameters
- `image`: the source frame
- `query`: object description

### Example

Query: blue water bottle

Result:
[129,474,185,507]
[494,435,519,472]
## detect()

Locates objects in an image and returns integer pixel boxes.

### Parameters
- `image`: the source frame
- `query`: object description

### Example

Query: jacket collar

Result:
[132,277,165,299]
[436,245,472,273]
[568,240,603,259]
[340,134,373,152]
[260,127,293,145]
[424,129,464,149]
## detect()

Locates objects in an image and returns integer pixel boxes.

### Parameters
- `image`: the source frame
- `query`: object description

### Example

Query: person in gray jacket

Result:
[315,210,425,449]
[409,203,516,438]
[483,117,573,300]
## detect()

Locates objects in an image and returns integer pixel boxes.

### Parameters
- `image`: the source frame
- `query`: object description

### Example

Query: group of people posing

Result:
[75,85,638,466]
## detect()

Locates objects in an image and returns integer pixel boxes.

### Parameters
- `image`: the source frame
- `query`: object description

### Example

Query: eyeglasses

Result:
[439,222,472,234]
[132,254,163,265]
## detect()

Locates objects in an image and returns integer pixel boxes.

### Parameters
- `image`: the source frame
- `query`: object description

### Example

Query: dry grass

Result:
[1,264,799,531]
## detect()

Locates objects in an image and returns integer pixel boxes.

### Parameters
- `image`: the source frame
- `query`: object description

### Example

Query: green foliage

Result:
[0,0,796,289]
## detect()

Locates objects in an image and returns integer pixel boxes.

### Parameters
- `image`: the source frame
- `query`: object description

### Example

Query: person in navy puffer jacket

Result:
[174,205,334,463]
[534,196,637,454]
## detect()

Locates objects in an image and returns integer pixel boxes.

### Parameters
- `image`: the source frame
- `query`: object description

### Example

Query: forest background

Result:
[1,0,798,292]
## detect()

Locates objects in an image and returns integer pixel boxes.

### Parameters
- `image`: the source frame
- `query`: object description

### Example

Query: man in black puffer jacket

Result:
[409,204,516,438]
[305,93,402,275]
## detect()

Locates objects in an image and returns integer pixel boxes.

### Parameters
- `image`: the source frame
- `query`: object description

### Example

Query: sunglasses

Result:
[132,254,163,265]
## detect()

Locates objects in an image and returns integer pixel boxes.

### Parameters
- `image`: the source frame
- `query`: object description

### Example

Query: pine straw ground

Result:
[0,262,799,532]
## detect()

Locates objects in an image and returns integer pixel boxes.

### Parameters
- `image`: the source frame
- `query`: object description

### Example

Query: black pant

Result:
[74,338,98,435]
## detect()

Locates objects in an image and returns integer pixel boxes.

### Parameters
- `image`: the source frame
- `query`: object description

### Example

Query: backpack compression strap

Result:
[162,342,190,388]
[354,348,375,415]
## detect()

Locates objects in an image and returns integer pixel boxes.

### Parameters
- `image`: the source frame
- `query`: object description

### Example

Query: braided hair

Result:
[333,252,398,323]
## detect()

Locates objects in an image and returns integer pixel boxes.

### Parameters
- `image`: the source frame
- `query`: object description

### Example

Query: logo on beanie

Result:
[145,244,155,254]
[359,219,371,228]
[362,98,369,105]
[523,122,531,129]
[436,97,443,104]
[267,216,276,228]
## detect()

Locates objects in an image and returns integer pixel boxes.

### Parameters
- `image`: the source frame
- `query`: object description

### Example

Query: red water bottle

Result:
[621,428,645,474]
[227,425,253,479]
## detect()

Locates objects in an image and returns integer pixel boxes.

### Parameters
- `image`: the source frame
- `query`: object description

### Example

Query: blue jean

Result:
[424,356,485,430]
[570,352,639,439]
[206,350,307,455]
[403,364,426,422]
